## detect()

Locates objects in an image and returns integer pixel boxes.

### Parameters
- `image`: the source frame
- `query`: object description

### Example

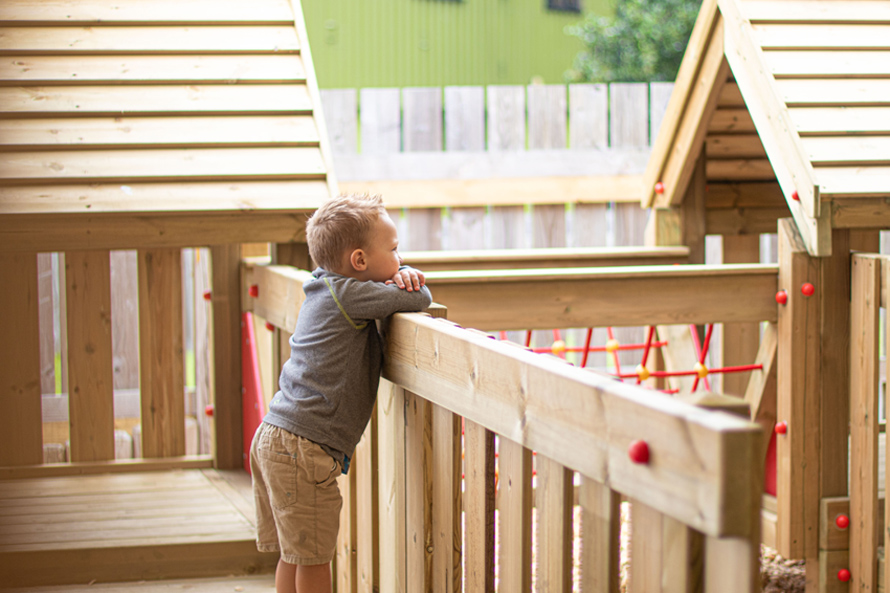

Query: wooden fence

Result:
[245,261,765,593]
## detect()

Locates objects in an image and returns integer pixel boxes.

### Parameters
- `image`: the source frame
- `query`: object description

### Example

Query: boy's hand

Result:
[386,267,425,292]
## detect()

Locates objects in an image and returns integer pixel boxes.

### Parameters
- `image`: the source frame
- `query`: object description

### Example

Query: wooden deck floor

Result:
[0,469,277,588]
[4,574,275,593]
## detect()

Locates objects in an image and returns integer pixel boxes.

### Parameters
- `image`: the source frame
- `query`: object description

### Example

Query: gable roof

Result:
[644,0,890,256]
[0,0,335,252]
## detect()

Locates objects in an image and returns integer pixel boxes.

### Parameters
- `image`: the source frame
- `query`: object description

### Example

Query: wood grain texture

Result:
[497,436,532,593]
[431,404,460,593]
[210,245,241,470]
[463,419,495,592]
[579,477,620,593]
[536,454,573,593]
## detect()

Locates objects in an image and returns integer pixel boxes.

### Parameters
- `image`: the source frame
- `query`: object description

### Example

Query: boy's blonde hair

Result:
[306,193,387,271]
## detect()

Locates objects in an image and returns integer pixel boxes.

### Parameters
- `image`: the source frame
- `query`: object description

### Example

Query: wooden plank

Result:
[405,391,432,592]
[0,180,329,215]
[489,205,527,250]
[497,437,532,593]
[0,116,320,149]
[754,24,890,50]
[110,251,139,390]
[706,159,775,181]
[338,175,643,209]
[630,501,665,593]
[0,252,42,466]
[568,83,607,149]
[803,136,890,166]
[320,89,358,155]
[765,51,890,77]
[536,454,573,593]
[706,207,791,236]
[0,210,316,253]
[0,455,212,479]
[423,264,779,330]
[819,497,850,552]
[0,0,296,24]
[209,245,241,470]
[487,85,525,150]
[463,418,495,592]
[401,246,689,272]
[355,410,379,593]
[776,79,890,107]
[246,264,313,334]
[792,107,890,135]
[0,25,300,54]
[137,248,184,459]
[775,218,821,560]
[818,167,890,199]
[377,380,406,593]
[0,147,326,183]
[1,574,277,593]
[743,322,778,460]
[430,404,460,593]
[662,516,704,593]
[446,207,486,251]
[65,250,114,462]
[706,181,786,208]
[708,108,758,133]
[650,82,675,145]
[578,477,620,593]
[717,82,745,107]
[383,313,763,538]
[0,85,313,115]
[742,0,890,23]
[0,55,305,85]
[706,134,767,158]
[36,253,55,395]
[444,86,485,151]
[532,205,566,249]
[405,208,442,251]
[703,536,760,593]
[403,87,442,152]
[721,234,761,396]
[336,460,357,593]
[359,88,400,155]
[528,84,567,149]
[849,254,882,593]
[610,83,649,148]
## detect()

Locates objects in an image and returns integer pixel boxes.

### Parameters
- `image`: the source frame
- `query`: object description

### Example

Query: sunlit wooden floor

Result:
[4,574,276,593]
[0,469,277,588]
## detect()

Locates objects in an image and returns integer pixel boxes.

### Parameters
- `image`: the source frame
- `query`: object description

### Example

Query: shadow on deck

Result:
[0,470,277,588]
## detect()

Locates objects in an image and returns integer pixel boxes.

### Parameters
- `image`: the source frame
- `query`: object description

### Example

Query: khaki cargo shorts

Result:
[250,422,343,565]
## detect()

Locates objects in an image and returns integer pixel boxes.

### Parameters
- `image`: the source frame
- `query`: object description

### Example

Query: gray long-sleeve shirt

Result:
[263,267,432,470]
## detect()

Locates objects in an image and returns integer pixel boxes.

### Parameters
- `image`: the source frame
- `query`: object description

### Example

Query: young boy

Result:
[250,194,432,593]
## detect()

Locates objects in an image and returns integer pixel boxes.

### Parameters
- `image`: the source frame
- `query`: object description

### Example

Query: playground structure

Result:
[1,0,890,592]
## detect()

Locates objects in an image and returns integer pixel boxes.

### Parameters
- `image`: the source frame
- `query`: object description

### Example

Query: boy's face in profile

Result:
[351,212,403,283]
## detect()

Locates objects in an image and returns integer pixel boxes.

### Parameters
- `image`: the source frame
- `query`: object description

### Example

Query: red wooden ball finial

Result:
[801,282,815,297]
[248,284,259,298]
[628,440,650,464]
[204,405,214,417]
[792,190,800,201]
[837,569,851,582]
[775,421,788,435]
[836,514,850,530]
[265,321,275,332]
[776,290,788,305]
[654,181,665,194]
[203,291,212,301]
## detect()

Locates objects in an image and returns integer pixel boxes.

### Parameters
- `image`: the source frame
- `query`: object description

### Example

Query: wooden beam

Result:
[832,198,890,228]
[706,207,790,235]
[0,0,297,24]
[744,322,778,461]
[210,245,242,470]
[0,251,42,467]
[243,263,312,333]
[0,455,213,480]
[775,218,821,560]
[383,313,763,538]
[722,234,761,396]
[66,250,115,462]
[423,264,778,331]
[137,248,185,458]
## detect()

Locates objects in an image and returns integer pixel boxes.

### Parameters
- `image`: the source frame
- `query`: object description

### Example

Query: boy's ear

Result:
[349,248,367,271]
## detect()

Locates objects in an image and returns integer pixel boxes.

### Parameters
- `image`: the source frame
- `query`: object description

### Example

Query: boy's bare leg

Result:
[296,563,332,593]
[276,559,297,593]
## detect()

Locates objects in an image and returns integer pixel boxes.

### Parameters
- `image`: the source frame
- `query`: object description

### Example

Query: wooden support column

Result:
[464,418,495,593]
[67,250,115,462]
[849,254,881,593]
[0,252,42,466]
[776,218,821,562]
[722,234,761,396]
[210,244,242,469]
[138,248,185,459]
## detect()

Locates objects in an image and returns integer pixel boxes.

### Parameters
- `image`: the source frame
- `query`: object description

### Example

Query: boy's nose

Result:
[397,252,404,264]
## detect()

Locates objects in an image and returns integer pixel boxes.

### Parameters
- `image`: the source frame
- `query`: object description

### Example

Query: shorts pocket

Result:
[256,437,299,510]
[309,443,341,488]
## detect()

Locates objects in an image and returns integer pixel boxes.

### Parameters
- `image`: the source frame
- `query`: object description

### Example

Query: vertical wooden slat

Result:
[568,83,608,149]
[536,454,573,593]
[378,380,406,593]
[110,250,139,390]
[527,84,567,150]
[579,477,620,593]
[194,248,214,455]
[37,253,55,395]
[532,205,566,249]
[359,88,401,154]
[703,536,760,593]
[849,254,881,592]
[210,244,241,469]
[444,85,485,151]
[337,460,358,593]
[138,248,185,459]
[498,437,533,593]
[490,206,527,250]
[448,207,486,251]
[0,252,43,466]
[662,517,704,593]
[609,82,649,148]
[722,234,761,396]
[649,82,676,145]
[403,87,443,152]
[431,404,461,593]
[356,408,380,593]
[405,391,432,591]
[464,418,495,593]
[321,88,359,154]
[630,500,665,593]
[487,85,525,151]
[66,250,115,462]
[776,218,821,561]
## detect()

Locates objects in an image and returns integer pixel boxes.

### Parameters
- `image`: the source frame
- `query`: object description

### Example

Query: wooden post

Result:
[464,418,495,593]
[67,250,115,462]
[0,252,43,466]
[210,244,242,469]
[776,218,821,561]
[721,234,761,396]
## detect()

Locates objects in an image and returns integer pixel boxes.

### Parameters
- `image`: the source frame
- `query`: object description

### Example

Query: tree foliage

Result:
[566,0,702,83]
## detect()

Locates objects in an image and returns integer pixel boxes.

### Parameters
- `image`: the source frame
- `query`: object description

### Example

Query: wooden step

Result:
[0,469,277,588]
[4,574,275,593]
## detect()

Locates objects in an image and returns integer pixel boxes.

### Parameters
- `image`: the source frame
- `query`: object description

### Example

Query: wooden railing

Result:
[245,262,767,592]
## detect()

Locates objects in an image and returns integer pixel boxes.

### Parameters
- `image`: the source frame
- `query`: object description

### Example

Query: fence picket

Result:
[321,88,359,154]
[610,83,650,148]
[528,84,567,150]
[359,88,401,154]
[649,82,676,145]
[487,85,525,151]
[569,83,608,149]
[444,86,485,152]
[403,87,442,152]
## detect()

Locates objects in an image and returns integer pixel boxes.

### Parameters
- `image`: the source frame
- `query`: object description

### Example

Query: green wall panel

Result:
[302,0,613,89]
